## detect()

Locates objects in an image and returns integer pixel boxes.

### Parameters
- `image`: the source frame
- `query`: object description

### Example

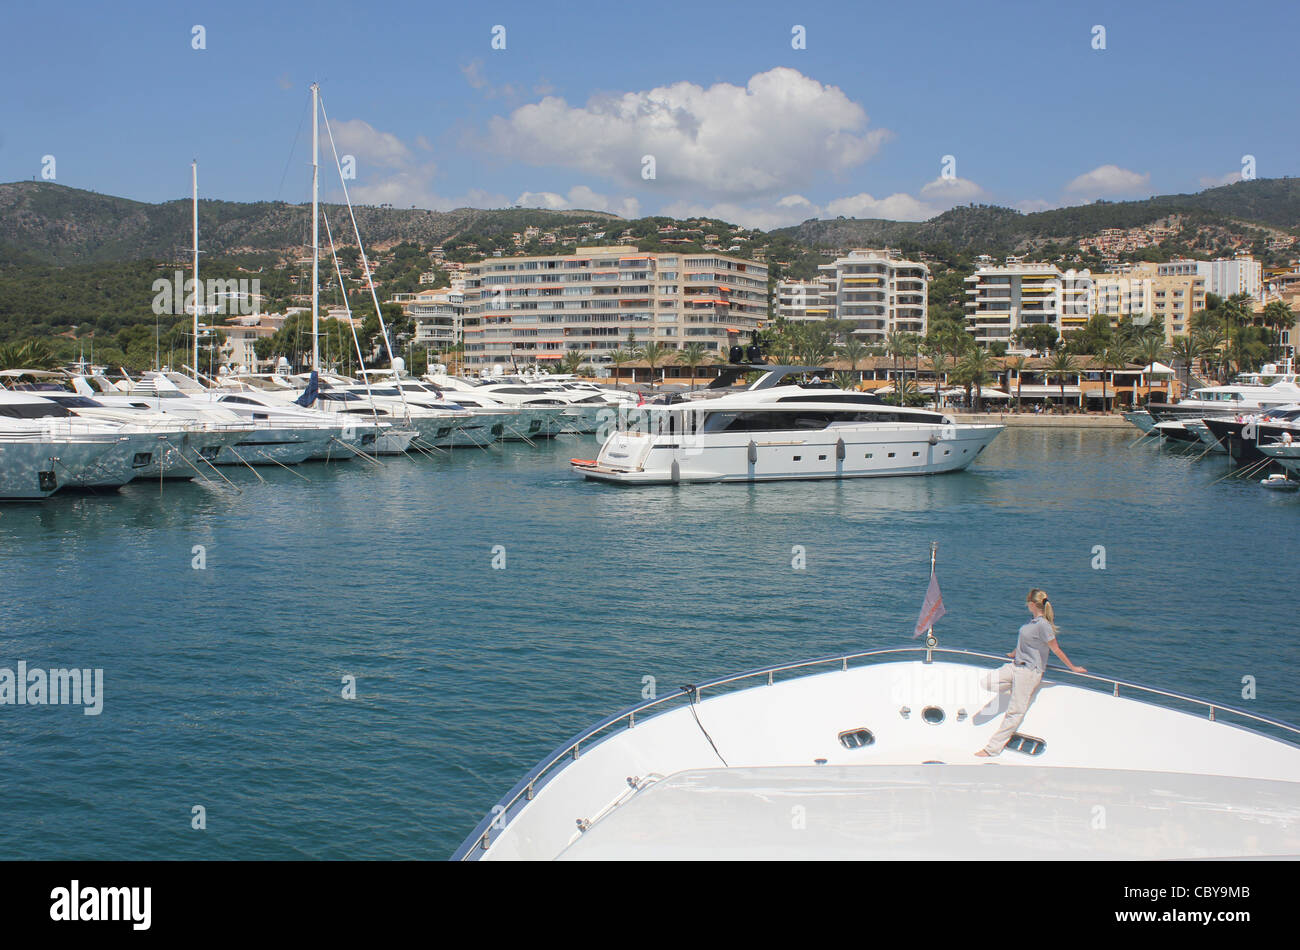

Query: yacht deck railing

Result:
[450,645,1300,861]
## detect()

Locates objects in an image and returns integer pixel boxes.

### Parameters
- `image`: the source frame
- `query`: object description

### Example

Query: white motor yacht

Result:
[422,374,566,439]
[573,365,1004,485]
[12,380,252,479]
[455,636,1300,860]
[0,391,159,492]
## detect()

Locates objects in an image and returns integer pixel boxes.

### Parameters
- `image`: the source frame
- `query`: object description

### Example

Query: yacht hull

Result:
[576,424,1004,485]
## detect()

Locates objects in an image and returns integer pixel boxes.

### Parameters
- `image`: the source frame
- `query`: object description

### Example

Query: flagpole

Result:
[926,541,938,656]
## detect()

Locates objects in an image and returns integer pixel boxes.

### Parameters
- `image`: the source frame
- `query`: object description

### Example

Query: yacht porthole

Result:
[838,728,874,749]
[922,706,945,724]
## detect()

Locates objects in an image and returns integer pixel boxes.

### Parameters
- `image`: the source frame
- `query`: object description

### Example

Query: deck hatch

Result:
[1007,733,1046,755]
[838,728,875,749]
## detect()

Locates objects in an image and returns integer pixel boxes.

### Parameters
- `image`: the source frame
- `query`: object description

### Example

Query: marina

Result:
[0,426,1295,860]
[1,0,1298,895]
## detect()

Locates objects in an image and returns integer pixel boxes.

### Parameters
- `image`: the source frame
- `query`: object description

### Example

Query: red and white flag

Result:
[636,392,647,407]
[913,573,945,638]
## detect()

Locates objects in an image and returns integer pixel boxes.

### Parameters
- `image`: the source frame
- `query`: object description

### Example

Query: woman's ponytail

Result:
[1028,588,1058,633]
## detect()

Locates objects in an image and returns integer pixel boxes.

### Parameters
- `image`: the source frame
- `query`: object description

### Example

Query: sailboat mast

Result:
[311,82,320,373]
[192,160,200,378]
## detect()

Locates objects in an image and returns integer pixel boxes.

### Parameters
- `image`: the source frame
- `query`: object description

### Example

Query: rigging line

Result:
[275,94,311,203]
[318,94,411,420]
[322,207,382,429]
[680,685,729,768]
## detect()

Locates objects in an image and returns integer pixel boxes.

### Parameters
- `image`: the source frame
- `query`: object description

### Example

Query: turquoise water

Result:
[0,428,1296,859]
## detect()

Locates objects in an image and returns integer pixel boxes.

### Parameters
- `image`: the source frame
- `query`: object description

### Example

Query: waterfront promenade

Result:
[949,412,1130,428]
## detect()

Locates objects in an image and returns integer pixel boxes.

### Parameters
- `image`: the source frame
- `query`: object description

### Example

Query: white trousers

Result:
[981,663,1043,755]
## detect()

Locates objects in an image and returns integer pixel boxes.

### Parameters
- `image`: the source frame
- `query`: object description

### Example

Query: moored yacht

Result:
[454,634,1300,860]
[573,365,1004,485]
[0,391,160,492]
[1202,404,1300,463]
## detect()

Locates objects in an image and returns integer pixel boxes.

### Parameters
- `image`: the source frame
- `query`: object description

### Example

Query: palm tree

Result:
[637,341,667,388]
[1046,351,1079,414]
[609,348,636,384]
[833,371,856,390]
[559,350,586,376]
[0,339,59,371]
[678,342,708,391]
[840,336,868,379]
[956,348,995,412]
[1006,355,1029,412]
[925,344,950,409]
[1262,300,1294,359]
[794,324,836,367]
[885,330,907,393]
[1194,326,1226,379]
[1096,344,1130,413]
[1168,335,1198,396]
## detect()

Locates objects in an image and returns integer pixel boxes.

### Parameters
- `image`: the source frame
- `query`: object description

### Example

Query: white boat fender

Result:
[928,432,939,445]
[747,440,757,465]
[671,460,680,483]
[836,438,846,461]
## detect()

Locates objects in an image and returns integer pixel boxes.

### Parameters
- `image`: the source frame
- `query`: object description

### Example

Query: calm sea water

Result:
[0,427,1296,859]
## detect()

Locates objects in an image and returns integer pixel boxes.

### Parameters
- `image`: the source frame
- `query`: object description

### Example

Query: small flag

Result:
[637,392,647,407]
[913,573,945,638]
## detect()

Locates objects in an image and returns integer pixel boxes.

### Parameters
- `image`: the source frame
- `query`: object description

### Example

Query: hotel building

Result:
[1157,256,1262,301]
[964,262,1092,350]
[1092,263,1206,341]
[460,246,767,368]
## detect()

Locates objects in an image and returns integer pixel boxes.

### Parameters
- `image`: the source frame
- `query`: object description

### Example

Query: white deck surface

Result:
[559,764,1300,860]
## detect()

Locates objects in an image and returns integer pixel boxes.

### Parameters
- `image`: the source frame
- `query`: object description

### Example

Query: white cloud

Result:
[1199,170,1242,188]
[825,192,940,221]
[485,67,891,199]
[1014,198,1059,213]
[655,172,992,230]
[1064,164,1150,200]
[919,176,985,203]
[325,118,413,170]
[461,59,488,90]
[516,185,640,219]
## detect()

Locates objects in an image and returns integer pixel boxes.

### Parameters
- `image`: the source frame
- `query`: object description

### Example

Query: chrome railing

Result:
[450,645,1300,860]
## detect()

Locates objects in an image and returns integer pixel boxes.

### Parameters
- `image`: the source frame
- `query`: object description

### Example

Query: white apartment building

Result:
[461,246,767,368]
[964,263,1093,350]
[1158,256,1262,301]
[775,279,836,323]
[817,249,929,342]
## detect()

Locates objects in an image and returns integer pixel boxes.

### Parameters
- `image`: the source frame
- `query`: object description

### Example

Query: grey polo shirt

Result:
[1014,616,1056,672]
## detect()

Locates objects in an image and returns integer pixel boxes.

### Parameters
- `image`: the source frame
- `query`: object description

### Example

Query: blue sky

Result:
[2,0,1296,229]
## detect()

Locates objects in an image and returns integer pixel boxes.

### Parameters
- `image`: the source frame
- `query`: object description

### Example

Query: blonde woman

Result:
[975,589,1085,757]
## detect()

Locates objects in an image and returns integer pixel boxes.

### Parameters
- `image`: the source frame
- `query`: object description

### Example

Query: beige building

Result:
[964,262,1092,351]
[461,246,767,368]
[1092,263,1206,341]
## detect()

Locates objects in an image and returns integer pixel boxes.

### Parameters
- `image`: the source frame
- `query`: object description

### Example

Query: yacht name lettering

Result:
[0,662,104,715]
[49,880,151,930]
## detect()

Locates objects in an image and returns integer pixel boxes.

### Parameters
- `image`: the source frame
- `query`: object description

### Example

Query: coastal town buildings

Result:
[459,246,767,369]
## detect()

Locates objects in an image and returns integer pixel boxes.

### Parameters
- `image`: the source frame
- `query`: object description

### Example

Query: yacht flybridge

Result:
[455,640,1300,860]
[572,365,1004,484]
